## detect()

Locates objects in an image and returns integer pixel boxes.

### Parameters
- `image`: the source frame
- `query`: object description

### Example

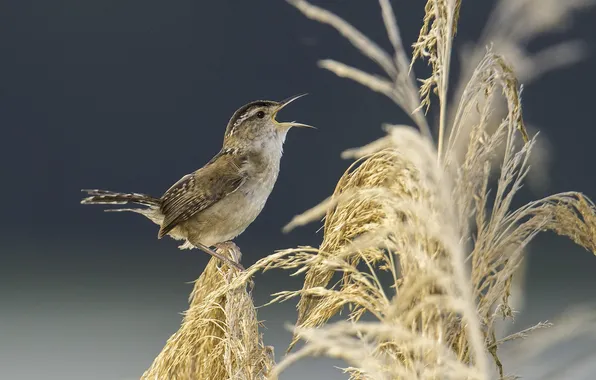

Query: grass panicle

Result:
[410,0,461,160]
[141,243,273,380]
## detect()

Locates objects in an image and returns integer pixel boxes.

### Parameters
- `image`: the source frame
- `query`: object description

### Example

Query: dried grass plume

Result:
[142,243,273,380]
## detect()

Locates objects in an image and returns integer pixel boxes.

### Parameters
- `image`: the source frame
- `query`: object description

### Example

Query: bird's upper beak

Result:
[272,93,315,129]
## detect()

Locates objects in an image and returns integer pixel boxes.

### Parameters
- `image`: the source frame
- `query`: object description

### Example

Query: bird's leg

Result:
[195,241,245,271]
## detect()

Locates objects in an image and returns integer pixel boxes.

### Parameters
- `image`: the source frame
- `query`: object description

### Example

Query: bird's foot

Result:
[178,240,194,250]
[214,242,243,270]
[179,240,244,271]
[214,241,240,254]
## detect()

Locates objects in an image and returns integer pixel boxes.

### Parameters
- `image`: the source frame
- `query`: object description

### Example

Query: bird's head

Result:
[223,94,313,151]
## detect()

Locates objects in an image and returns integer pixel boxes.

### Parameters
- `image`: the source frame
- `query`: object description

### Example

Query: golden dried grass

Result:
[142,1,596,379]
[141,243,273,380]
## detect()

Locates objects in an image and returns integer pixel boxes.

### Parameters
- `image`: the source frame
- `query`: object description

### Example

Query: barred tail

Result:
[81,189,160,207]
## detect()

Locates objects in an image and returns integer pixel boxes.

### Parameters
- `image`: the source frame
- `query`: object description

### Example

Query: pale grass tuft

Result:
[288,146,439,342]
[271,322,486,380]
[141,243,273,380]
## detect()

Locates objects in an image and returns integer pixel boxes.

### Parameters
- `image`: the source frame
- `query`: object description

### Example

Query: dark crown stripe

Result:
[225,100,278,135]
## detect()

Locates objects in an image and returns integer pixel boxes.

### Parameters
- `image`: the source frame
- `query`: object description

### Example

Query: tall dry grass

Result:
[143,1,596,379]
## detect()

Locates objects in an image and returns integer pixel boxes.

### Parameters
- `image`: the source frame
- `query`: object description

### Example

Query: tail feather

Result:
[81,189,160,207]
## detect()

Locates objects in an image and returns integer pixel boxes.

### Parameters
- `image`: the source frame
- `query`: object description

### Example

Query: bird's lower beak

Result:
[272,93,315,129]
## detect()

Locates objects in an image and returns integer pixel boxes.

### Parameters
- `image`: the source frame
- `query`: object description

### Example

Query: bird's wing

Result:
[158,149,247,238]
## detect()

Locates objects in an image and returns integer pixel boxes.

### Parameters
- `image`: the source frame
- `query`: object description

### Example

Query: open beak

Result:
[272,93,315,129]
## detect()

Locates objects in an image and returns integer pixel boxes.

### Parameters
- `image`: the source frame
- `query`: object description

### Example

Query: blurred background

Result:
[1,1,595,379]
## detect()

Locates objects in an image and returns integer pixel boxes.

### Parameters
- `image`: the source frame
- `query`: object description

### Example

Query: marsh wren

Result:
[81,94,312,270]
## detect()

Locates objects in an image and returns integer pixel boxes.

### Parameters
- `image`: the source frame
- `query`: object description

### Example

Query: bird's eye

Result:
[256,111,265,119]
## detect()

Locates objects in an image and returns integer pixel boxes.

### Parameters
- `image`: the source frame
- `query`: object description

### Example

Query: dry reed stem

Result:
[141,243,273,380]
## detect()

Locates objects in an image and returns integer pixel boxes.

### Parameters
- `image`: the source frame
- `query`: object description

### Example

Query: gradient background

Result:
[1,1,596,379]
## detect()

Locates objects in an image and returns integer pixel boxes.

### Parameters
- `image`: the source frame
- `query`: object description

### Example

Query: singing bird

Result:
[81,94,313,270]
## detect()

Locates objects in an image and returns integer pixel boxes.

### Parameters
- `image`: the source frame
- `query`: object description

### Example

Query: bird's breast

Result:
[238,155,280,211]
[187,154,281,246]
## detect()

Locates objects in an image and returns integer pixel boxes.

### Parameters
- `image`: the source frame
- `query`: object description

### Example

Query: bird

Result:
[81,94,313,270]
